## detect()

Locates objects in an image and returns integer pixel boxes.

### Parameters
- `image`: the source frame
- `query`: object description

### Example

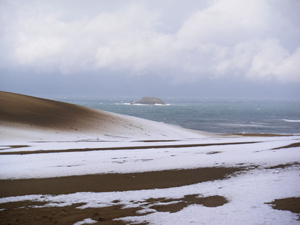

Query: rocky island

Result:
[131,97,166,105]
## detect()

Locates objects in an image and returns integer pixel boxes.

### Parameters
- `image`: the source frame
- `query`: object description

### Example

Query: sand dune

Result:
[0,91,115,130]
[0,91,210,141]
[1,91,299,225]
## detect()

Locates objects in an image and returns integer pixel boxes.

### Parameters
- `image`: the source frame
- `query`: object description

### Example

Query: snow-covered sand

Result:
[0,91,299,225]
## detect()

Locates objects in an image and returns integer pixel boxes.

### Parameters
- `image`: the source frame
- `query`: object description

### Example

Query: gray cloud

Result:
[0,0,300,97]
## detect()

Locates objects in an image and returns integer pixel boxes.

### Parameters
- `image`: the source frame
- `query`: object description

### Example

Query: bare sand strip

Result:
[0,167,241,198]
[0,201,147,225]
[1,196,298,225]
[272,142,300,150]
[0,141,258,155]
[0,195,229,225]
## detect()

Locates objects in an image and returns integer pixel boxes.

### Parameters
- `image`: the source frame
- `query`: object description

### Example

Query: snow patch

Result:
[73,218,97,225]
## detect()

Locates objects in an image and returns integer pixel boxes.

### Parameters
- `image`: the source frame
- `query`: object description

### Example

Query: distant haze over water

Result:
[47,96,300,135]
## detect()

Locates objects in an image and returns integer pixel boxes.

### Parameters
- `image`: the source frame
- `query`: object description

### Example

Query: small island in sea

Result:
[131,96,166,105]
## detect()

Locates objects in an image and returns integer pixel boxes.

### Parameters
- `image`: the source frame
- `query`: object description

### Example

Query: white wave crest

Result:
[220,123,268,128]
[283,119,300,123]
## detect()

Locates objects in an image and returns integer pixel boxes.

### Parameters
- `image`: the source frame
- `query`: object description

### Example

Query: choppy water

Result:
[48,96,300,134]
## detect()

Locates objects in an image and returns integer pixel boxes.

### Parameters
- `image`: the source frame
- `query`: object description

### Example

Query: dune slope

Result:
[0,91,208,141]
[0,91,114,129]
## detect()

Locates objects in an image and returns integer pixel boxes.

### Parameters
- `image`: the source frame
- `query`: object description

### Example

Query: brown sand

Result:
[267,197,300,214]
[266,197,300,220]
[0,91,119,132]
[148,195,228,213]
[0,167,241,198]
[272,142,300,150]
[0,166,240,224]
[0,141,258,155]
[0,195,228,225]
[265,162,300,170]
[0,201,147,225]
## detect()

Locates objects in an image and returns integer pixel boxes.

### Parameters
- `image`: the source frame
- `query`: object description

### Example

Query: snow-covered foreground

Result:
[0,136,299,179]
[1,92,299,224]
[2,169,299,224]
[1,135,300,225]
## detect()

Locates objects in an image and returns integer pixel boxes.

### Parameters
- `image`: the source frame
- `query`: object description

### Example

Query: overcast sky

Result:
[1,0,300,98]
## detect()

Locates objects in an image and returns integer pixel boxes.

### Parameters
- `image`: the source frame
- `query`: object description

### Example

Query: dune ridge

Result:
[0,91,210,141]
[0,91,114,129]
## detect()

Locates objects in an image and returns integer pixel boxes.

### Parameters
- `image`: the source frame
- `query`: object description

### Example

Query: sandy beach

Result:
[0,91,300,225]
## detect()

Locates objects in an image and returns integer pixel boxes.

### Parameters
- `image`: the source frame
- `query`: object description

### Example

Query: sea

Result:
[47,96,300,135]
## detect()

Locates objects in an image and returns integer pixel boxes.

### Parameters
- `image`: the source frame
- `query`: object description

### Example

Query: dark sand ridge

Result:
[3,140,299,156]
[3,140,299,155]
[0,141,258,155]
[0,91,126,132]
